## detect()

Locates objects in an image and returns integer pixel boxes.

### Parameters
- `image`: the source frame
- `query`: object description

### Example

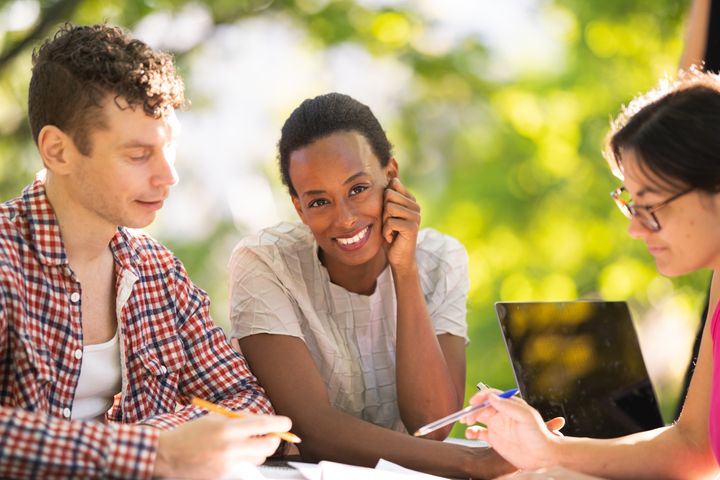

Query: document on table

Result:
[250,458,452,479]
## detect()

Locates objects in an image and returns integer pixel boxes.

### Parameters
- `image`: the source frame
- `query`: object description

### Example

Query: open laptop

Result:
[495,300,664,438]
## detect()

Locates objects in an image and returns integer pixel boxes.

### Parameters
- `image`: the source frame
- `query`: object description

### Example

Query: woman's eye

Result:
[350,185,368,196]
[308,199,329,208]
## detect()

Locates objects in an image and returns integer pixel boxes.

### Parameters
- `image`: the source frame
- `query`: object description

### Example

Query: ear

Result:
[384,157,399,182]
[37,125,75,175]
[291,195,307,224]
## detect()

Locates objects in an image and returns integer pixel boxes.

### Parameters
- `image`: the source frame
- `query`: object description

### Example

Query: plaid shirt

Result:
[0,180,273,479]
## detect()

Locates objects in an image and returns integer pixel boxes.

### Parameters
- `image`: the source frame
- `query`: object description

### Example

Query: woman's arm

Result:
[680,0,712,70]
[465,272,720,479]
[237,333,512,479]
[384,177,466,437]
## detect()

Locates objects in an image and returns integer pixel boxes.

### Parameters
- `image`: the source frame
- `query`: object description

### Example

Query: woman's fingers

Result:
[385,179,420,211]
[465,424,489,441]
[488,394,542,424]
[386,177,417,202]
[545,416,565,436]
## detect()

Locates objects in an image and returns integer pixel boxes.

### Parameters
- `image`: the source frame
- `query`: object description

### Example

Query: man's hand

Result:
[153,413,292,479]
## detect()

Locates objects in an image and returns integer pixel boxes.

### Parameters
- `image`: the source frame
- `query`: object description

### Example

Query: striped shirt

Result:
[0,180,272,479]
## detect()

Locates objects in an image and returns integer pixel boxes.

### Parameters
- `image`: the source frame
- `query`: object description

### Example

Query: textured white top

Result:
[72,330,121,421]
[229,222,469,432]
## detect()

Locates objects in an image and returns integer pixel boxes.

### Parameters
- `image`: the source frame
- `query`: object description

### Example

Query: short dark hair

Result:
[29,23,185,155]
[278,92,393,196]
[606,68,720,193]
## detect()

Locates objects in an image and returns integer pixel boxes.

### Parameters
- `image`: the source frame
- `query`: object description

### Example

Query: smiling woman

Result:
[227,93,512,478]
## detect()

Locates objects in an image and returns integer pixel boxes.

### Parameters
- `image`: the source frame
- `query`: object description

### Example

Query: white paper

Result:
[375,459,450,479]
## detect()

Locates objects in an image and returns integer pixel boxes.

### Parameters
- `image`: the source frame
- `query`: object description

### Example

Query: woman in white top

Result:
[229,93,512,478]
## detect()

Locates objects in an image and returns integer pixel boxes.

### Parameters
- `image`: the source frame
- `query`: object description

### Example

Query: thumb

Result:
[545,416,565,435]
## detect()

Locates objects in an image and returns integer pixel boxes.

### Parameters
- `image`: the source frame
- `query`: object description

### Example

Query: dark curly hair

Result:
[29,23,185,155]
[278,93,393,196]
[605,68,720,193]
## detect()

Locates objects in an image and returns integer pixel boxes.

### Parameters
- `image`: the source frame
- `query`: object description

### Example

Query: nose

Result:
[336,197,358,228]
[627,216,651,240]
[152,148,179,188]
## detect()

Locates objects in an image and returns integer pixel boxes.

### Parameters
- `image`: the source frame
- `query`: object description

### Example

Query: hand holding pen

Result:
[461,387,567,472]
[414,387,520,437]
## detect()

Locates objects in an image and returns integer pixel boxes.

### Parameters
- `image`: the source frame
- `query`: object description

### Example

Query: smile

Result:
[335,225,371,249]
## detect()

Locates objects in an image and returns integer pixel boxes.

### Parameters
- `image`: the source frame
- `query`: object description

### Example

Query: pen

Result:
[191,397,302,444]
[412,387,519,437]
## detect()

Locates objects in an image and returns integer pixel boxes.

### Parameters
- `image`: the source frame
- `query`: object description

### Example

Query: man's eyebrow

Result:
[118,141,154,149]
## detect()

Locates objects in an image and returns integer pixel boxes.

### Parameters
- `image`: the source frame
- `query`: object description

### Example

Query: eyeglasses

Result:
[610,186,693,232]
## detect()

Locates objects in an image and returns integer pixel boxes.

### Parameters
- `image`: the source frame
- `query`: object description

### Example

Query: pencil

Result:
[191,397,301,444]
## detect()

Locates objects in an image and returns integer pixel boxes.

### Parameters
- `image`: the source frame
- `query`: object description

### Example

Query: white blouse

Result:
[229,222,469,432]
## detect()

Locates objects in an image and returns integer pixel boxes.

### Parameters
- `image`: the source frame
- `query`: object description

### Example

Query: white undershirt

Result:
[72,330,122,421]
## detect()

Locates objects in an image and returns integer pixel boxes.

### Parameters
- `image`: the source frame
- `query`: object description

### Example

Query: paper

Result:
[375,459,450,478]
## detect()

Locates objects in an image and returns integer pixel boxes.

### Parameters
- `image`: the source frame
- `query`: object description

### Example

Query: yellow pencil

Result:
[191,397,301,444]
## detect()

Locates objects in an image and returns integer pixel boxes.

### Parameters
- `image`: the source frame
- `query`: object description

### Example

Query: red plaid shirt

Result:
[0,180,273,479]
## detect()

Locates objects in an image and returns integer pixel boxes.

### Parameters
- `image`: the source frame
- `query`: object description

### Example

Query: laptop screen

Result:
[495,301,664,438]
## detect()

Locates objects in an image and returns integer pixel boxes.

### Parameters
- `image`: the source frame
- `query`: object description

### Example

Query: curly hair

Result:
[28,23,185,155]
[278,93,393,196]
[605,68,720,193]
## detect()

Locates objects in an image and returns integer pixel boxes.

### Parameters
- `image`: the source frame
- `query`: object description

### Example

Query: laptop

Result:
[495,300,664,438]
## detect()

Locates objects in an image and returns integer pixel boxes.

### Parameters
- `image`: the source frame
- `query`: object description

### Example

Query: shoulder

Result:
[239,221,314,250]
[0,195,29,265]
[231,221,315,269]
[415,228,469,297]
[416,228,467,265]
[119,228,184,277]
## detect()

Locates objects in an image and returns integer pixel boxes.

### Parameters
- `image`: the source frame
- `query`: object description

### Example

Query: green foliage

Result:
[0,0,703,433]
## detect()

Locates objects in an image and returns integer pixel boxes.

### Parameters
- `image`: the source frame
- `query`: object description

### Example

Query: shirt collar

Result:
[23,179,147,272]
[111,227,148,275]
[23,179,68,267]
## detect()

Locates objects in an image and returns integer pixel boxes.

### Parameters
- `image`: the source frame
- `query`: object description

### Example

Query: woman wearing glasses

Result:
[463,69,720,479]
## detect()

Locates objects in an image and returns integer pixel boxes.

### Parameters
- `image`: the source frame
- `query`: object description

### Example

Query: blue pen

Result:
[412,388,519,437]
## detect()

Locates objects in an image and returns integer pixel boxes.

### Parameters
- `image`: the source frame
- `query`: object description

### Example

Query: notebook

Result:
[495,300,664,438]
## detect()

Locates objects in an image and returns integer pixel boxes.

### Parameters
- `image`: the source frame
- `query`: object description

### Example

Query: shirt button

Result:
[69,292,81,303]
[74,349,83,360]
[63,408,71,418]
[159,365,168,375]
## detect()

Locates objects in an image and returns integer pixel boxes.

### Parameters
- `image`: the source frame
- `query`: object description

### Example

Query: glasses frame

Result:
[610,186,693,232]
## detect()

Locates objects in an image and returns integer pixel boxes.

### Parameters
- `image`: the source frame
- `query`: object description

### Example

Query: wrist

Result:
[152,431,174,478]
[462,445,516,479]
[390,262,419,279]
[543,433,565,468]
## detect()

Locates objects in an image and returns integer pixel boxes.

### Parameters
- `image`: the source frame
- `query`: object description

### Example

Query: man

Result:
[0,23,290,478]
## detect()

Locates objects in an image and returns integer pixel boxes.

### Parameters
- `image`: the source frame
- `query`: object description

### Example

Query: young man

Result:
[0,23,291,478]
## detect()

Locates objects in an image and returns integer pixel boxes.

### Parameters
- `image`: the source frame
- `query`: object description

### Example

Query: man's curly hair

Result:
[29,23,185,155]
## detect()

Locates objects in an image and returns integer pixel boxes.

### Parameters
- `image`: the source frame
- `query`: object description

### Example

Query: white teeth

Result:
[337,226,369,246]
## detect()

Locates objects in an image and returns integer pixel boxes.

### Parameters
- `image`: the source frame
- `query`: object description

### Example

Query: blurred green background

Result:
[0,0,709,434]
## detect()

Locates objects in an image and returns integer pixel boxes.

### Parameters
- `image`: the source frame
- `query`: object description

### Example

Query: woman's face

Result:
[289,130,396,268]
[621,148,720,276]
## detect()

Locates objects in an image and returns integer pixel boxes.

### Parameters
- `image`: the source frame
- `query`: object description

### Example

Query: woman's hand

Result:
[383,177,421,272]
[462,390,561,471]
[494,466,607,480]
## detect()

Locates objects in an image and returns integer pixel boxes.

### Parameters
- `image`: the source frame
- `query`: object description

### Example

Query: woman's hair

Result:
[29,23,185,155]
[606,68,720,193]
[278,92,393,196]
